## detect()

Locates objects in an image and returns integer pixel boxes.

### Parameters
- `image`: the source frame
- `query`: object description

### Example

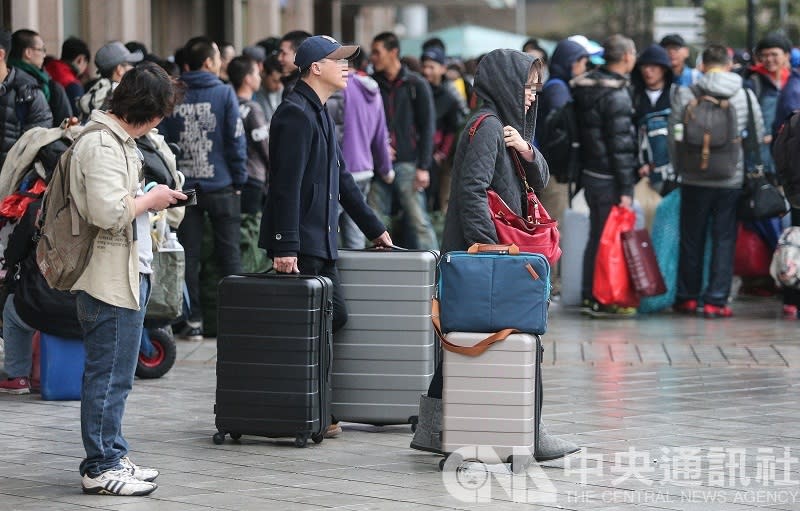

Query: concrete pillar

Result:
[83,0,151,69]
[10,0,39,31]
[355,6,396,48]
[398,3,427,39]
[15,0,65,59]
[244,0,281,45]
[282,0,313,34]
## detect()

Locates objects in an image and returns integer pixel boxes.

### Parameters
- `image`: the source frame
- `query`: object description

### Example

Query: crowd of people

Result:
[0,22,798,496]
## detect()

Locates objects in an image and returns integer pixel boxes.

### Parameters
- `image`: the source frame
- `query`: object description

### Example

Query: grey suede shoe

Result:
[410,395,442,454]
[535,422,580,462]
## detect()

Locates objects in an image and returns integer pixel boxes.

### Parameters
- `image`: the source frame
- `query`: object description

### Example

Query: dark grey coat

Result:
[441,49,549,254]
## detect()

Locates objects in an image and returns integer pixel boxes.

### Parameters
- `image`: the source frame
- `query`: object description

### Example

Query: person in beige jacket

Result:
[70,62,186,497]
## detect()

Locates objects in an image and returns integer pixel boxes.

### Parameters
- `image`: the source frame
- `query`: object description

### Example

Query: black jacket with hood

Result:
[441,49,549,254]
[535,39,588,145]
[372,65,436,170]
[572,66,637,196]
[631,44,674,125]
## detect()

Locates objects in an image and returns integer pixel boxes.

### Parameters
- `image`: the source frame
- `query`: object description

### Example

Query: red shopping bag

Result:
[734,223,771,278]
[593,206,639,307]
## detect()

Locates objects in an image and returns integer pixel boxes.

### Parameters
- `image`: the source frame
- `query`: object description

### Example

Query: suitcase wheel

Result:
[438,453,464,472]
[295,434,309,448]
[212,432,225,445]
[230,433,242,441]
[409,415,418,432]
[312,433,324,444]
[507,454,533,474]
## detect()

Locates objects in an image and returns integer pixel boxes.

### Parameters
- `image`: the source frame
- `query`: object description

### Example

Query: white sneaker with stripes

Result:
[81,468,157,496]
[120,456,159,482]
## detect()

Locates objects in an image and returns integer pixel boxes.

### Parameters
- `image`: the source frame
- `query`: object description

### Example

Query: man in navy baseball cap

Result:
[293,35,359,72]
[261,33,391,442]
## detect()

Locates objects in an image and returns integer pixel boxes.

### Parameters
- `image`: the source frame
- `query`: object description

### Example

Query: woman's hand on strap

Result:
[503,125,531,154]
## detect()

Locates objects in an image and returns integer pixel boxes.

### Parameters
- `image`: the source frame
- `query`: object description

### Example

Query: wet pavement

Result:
[0,295,798,510]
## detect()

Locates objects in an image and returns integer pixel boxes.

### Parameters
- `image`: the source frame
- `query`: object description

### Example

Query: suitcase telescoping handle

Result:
[430,298,517,356]
[467,243,520,255]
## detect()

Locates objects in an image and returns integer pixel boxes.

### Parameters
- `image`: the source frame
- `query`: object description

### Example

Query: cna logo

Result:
[440,446,557,504]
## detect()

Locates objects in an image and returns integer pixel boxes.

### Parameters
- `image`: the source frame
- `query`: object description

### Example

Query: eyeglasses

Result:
[526,82,544,94]
[30,46,46,54]
[323,58,349,66]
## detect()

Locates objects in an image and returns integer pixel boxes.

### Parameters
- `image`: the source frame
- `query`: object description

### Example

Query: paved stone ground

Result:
[1,296,799,510]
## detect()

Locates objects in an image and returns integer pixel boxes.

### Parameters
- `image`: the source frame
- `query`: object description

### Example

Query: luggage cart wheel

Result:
[409,415,418,432]
[295,434,309,448]
[312,433,324,444]
[212,432,225,445]
[438,458,447,471]
[230,433,242,441]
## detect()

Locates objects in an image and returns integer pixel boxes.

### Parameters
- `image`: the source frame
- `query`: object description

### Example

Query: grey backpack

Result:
[677,85,740,181]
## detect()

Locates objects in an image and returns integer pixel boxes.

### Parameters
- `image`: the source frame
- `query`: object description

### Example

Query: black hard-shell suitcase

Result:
[213,274,333,448]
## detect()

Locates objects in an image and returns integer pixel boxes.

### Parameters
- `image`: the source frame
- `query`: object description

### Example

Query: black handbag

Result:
[737,171,790,220]
[738,92,790,220]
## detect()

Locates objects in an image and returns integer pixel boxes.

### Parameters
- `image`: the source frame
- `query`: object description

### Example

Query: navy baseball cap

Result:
[421,46,446,65]
[294,35,359,71]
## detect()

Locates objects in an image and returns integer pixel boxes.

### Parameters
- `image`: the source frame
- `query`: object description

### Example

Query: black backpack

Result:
[539,78,581,190]
[773,110,800,209]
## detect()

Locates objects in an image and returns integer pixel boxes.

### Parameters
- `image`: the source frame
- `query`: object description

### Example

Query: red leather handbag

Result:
[487,185,561,265]
[468,113,562,266]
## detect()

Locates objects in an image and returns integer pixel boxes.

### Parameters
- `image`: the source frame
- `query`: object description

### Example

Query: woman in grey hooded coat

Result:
[410,48,579,462]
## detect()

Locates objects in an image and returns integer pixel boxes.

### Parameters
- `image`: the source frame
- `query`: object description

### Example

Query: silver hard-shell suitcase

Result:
[333,249,438,429]
[441,331,542,467]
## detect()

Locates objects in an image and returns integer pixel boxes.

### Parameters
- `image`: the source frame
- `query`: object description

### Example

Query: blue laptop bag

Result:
[437,244,551,335]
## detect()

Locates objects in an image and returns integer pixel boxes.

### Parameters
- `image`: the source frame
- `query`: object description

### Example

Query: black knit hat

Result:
[755,32,792,54]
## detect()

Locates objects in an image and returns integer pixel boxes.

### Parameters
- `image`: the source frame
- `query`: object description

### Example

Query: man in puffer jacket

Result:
[671,44,764,319]
[571,34,638,317]
[0,30,52,168]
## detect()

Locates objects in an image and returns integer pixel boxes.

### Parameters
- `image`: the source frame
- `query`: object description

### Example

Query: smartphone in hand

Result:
[169,189,197,208]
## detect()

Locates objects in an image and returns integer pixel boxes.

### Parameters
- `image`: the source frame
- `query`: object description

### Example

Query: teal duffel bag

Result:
[436,243,551,335]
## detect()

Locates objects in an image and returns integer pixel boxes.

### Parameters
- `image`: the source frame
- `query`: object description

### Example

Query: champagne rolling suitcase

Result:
[441,331,542,469]
[333,249,438,429]
[213,274,333,448]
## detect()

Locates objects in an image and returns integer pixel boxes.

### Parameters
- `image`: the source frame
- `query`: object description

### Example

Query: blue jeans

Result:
[2,294,35,378]
[677,185,740,306]
[338,177,371,249]
[368,162,438,250]
[78,276,149,477]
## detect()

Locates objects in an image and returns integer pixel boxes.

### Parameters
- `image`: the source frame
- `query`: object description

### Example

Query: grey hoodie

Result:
[670,70,764,188]
[441,49,549,253]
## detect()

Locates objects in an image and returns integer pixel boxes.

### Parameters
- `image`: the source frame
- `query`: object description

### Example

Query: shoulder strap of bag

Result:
[468,113,494,142]
[49,124,126,235]
[431,298,518,356]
